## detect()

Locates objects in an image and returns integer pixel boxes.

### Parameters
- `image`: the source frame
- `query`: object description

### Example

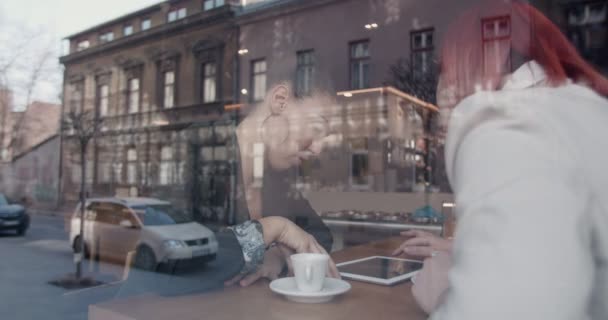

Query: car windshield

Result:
[132,204,193,226]
[0,194,8,206]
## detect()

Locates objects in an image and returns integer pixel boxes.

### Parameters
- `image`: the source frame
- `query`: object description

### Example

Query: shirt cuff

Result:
[228,220,266,274]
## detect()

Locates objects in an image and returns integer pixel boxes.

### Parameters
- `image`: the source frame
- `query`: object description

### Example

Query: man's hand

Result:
[225,246,290,287]
[258,216,340,278]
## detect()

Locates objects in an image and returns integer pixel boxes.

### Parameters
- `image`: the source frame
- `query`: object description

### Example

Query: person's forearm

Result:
[258,216,287,246]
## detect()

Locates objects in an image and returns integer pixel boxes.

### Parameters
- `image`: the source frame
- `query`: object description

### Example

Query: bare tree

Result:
[62,109,103,279]
[388,57,439,104]
[0,19,60,161]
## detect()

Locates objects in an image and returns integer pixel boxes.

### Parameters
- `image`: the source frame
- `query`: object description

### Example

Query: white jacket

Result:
[431,61,608,320]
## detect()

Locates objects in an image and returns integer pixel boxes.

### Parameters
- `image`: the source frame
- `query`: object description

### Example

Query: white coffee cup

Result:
[290,253,329,292]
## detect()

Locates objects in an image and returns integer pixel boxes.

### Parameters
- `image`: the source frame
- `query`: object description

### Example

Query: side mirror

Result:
[119,220,136,229]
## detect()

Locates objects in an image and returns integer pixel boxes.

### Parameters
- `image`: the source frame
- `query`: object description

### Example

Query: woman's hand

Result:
[225,245,292,287]
[392,230,453,258]
[259,216,340,278]
[411,251,452,314]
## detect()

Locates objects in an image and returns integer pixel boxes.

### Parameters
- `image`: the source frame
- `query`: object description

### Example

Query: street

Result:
[0,214,238,320]
[0,214,106,320]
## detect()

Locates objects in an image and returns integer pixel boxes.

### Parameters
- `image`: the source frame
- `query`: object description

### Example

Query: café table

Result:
[89,236,428,320]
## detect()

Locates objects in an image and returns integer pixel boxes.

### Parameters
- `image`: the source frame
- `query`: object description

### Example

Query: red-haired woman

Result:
[403,1,608,319]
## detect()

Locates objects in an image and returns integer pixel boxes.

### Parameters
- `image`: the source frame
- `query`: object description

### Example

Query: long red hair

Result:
[440,0,608,105]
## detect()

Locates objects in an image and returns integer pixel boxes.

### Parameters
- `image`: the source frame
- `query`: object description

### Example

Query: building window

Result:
[127,148,137,185]
[159,146,175,186]
[482,16,512,75]
[112,151,123,183]
[123,25,133,36]
[141,18,151,30]
[98,162,111,183]
[253,143,264,186]
[69,81,84,113]
[99,31,114,43]
[350,40,370,90]
[411,29,434,77]
[163,71,175,108]
[565,1,607,67]
[251,59,267,102]
[76,40,90,52]
[70,162,81,184]
[204,0,225,11]
[201,145,228,161]
[350,138,370,189]
[157,58,178,109]
[97,84,109,117]
[168,7,187,22]
[296,50,315,96]
[202,62,217,103]
[127,77,140,114]
[297,159,315,188]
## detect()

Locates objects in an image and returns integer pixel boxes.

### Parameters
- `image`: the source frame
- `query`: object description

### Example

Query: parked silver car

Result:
[69,197,218,271]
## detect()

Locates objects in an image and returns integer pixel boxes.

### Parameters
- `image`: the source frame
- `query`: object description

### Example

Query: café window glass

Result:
[251,59,267,102]
[202,62,217,103]
[411,28,434,77]
[350,40,370,89]
[296,50,315,96]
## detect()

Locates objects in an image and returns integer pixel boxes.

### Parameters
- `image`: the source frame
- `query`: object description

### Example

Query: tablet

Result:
[337,256,423,286]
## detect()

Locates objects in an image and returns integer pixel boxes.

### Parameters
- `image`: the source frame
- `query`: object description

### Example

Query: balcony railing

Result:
[63,102,230,136]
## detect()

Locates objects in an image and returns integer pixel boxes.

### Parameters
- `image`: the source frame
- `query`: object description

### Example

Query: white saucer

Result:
[269,277,351,303]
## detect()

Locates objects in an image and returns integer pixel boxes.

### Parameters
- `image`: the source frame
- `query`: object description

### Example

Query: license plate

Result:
[193,248,210,257]
[2,220,19,226]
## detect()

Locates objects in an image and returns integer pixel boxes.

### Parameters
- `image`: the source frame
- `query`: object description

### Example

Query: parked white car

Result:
[69,197,218,271]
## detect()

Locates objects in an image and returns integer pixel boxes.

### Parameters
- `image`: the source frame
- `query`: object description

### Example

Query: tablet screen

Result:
[338,257,423,280]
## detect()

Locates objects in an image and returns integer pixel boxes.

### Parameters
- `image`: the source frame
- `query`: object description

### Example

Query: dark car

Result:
[0,193,30,236]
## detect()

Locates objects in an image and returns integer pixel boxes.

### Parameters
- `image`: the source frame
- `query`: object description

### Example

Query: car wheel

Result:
[16,225,27,236]
[72,236,90,259]
[134,246,157,271]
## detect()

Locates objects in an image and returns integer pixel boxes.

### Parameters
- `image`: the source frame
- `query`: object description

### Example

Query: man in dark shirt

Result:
[226,84,336,286]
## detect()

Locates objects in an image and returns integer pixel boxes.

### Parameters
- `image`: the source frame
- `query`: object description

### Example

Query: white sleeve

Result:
[431,109,594,320]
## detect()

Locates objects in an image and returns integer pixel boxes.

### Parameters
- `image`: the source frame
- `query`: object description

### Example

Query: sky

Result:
[0,0,161,109]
